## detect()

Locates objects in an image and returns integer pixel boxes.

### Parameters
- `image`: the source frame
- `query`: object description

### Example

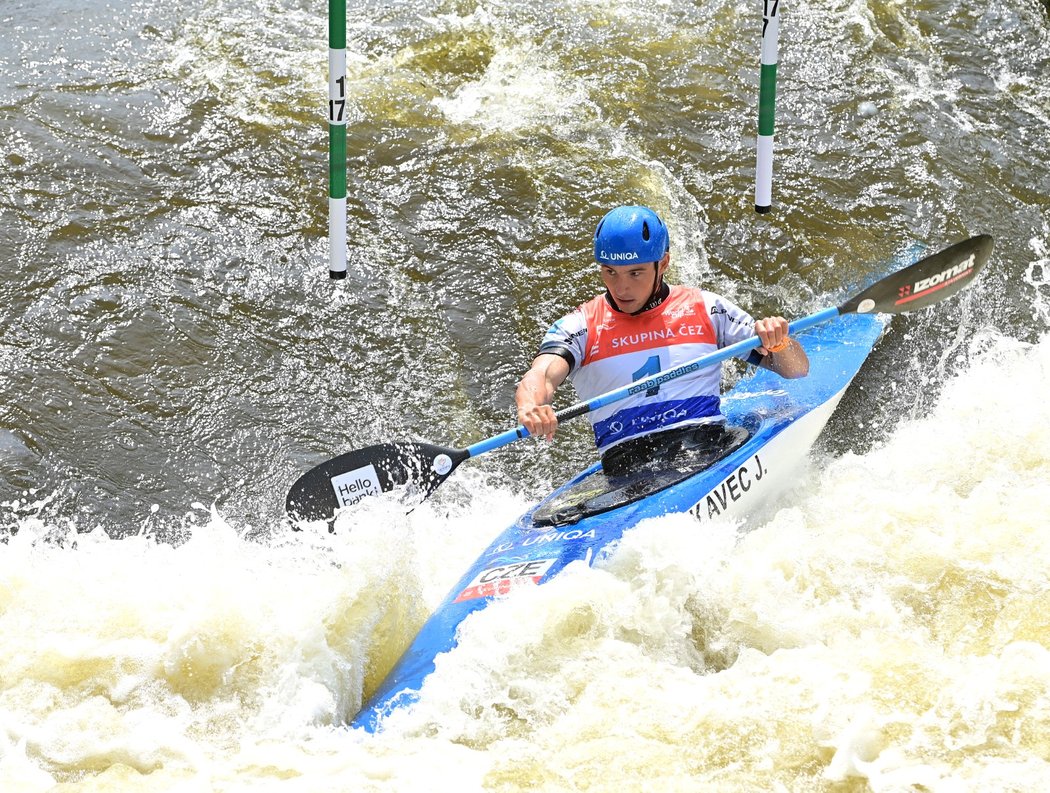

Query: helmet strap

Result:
[631,265,666,315]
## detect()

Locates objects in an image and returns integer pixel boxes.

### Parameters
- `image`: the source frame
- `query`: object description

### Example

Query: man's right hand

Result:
[514,353,571,442]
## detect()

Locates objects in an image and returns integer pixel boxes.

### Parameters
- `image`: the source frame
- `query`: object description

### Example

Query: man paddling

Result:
[516,205,809,476]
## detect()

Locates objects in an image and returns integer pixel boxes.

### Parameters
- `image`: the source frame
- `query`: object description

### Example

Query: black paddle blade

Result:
[285,442,469,523]
[839,235,994,316]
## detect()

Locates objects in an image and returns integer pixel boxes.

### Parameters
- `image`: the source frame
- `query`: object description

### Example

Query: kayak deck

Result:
[532,425,751,527]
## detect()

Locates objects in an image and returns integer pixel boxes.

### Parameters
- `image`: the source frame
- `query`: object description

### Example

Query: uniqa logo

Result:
[602,251,640,261]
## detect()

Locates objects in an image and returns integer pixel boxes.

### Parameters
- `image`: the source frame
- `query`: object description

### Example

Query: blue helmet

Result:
[593,205,669,265]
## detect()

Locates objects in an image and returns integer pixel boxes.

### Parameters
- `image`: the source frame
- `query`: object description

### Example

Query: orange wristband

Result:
[766,339,790,354]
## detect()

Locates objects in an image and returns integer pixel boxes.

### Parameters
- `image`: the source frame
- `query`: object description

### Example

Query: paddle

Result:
[286,234,994,522]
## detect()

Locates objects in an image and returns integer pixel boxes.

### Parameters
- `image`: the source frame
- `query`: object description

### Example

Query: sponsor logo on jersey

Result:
[582,288,718,363]
[710,304,754,327]
[608,323,714,350]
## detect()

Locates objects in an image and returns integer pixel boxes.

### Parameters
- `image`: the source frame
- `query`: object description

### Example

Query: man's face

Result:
[599,256,668,313]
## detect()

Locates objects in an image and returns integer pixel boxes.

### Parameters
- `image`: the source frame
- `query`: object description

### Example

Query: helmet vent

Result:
[642,222,650,241]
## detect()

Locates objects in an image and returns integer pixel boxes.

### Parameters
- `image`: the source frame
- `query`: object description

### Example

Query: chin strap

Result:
[631,263,669,315]
[632,263,663,315]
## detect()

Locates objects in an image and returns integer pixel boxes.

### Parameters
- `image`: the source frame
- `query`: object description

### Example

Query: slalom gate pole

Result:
[755,0,781,214]
[328,0,348,279]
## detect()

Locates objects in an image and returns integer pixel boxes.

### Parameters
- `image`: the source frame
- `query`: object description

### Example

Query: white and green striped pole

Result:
[755,0,781,214]
[328,0,347,278]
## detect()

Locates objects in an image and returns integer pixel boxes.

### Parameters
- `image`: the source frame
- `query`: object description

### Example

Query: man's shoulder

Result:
[687,287,745,312]
[704,291,755,329]
[667,284,716,308]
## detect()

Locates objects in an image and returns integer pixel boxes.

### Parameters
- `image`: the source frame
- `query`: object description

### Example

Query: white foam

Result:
[433,41,593,134]
[2,334,1049,789]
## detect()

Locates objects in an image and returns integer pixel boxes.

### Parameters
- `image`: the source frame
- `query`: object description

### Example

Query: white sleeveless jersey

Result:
[539,285,759,451]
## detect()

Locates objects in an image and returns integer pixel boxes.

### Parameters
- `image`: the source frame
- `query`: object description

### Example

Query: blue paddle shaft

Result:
[465,307,842,458]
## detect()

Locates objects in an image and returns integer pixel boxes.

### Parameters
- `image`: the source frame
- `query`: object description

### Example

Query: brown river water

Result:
[1,0,1049,789]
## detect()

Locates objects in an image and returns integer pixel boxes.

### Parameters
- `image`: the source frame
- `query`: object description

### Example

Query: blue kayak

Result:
[351,311,888,732]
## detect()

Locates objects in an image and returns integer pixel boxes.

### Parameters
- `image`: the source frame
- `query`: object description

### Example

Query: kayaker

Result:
[515,204,810,476]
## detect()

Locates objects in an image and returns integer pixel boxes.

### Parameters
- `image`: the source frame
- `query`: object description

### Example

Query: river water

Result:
[1,0,1049,789]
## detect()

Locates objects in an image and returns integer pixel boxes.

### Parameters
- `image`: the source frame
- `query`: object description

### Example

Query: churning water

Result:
[1,0,1049,789]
